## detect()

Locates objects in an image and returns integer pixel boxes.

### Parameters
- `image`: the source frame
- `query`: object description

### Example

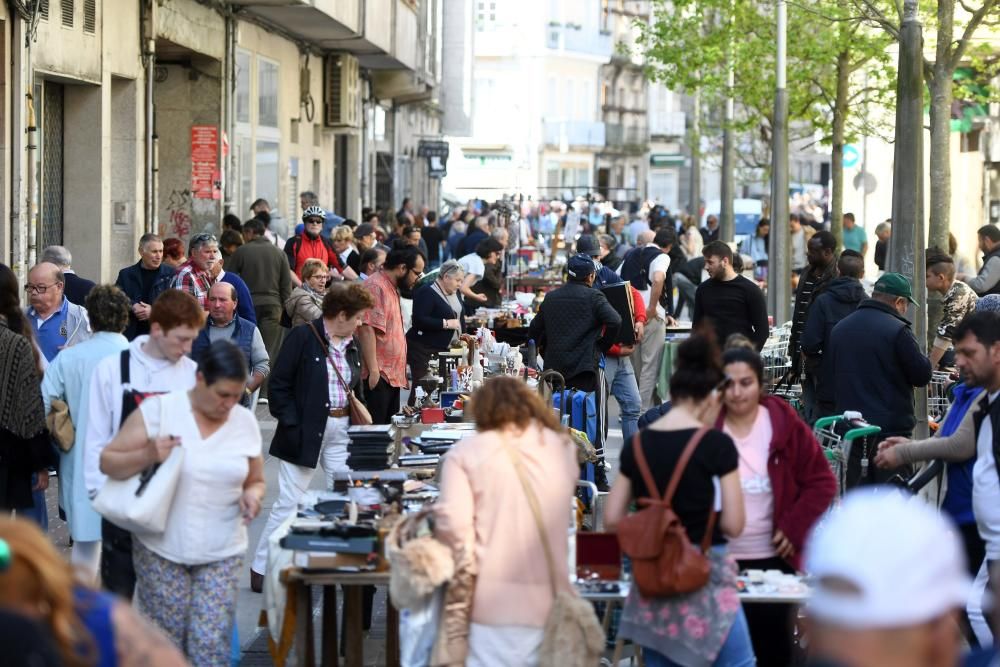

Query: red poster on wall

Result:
[191,125,218,199]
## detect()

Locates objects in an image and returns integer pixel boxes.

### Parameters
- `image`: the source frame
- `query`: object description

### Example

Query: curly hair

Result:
[0,518,96,667]
[84,285,131,334]
[331,225,355,243]
[322,281,375,319]
[469,376,562,432]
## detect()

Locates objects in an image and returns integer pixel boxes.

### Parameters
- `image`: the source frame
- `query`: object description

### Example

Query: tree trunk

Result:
[831,48,849,250]
[927,0,954,253]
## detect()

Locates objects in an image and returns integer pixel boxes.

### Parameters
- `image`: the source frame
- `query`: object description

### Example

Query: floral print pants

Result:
[133,541,242,666]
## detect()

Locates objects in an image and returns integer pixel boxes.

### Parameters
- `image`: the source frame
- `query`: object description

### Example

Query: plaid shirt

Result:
[325,333,353,410]
[171,261,214,310]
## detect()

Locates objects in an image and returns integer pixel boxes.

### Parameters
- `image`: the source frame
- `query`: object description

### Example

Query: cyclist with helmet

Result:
[284,206,358,287]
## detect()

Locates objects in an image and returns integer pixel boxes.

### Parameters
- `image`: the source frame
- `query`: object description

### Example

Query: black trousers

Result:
[737,556,797,667]
[101,519,136,600]
[405,339,438,407]
[845,431,912,489]
[365,377,401,424]
[960,522,987,647]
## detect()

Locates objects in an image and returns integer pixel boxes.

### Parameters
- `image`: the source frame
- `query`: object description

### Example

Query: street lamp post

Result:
[768,0,790,325]
[890,0,928,438]
[720,2,735,243]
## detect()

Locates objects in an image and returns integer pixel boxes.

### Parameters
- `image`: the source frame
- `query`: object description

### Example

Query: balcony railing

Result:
[606,123,649,148]
[545,24,613,59]
[543,120,606,149]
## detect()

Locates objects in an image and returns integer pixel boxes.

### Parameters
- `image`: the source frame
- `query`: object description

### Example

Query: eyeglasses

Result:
[190,233,218,251]
[410,269,424,279]
[24,283,60,294]
[305,218,323,225]
[311,274,330,281]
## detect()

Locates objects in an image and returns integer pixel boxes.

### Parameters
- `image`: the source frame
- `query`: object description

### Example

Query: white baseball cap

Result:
[804,488,971,628]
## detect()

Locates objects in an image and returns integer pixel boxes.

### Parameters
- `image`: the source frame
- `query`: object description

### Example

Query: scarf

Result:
[0,325,46,439]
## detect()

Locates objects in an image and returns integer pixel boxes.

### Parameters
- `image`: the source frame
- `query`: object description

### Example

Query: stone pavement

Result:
[43,400,627,666]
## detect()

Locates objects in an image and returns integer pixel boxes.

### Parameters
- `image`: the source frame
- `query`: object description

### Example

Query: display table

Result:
[283,569,396,667]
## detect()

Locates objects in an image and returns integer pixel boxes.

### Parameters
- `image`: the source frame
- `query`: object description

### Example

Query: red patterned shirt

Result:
[324,329,353,409]
[361,270,407,388]
[171,260,214,310]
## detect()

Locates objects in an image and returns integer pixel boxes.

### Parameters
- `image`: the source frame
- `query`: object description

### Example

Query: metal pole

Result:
[719,3,735,243]
[768,0,790,325]
[889,0,928,438]
[689,88,701,219]
[10,16,23,279]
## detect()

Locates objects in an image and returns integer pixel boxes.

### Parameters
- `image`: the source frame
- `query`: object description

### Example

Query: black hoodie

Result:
[800,276,867,403]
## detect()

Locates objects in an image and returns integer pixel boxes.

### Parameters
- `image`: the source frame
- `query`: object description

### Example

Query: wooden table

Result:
[285,569,397,667]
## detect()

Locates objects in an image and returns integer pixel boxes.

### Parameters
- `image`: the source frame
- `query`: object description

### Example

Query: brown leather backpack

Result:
[616,428,715,597]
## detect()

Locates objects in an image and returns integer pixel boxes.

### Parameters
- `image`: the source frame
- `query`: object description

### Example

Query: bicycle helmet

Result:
[302,205,326,221]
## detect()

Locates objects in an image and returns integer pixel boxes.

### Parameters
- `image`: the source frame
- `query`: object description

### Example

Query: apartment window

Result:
[238,136,252,214]
[547,78,557,117]
[61,0,73,27]
[235,50,251,124]
[600,82,608,107]
[83,0,95,33]
[40,0,49,20]
[255,140,280,214]
[257,58,279,128]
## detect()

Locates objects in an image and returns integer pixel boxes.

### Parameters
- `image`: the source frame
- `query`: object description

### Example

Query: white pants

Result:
[251,416,350,574]
[71,540,102,585]
[969,557,995,646]
[467,623,543,667]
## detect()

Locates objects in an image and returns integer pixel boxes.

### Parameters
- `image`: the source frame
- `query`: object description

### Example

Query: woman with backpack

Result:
[716,346,837,666]
[605,332,753,667]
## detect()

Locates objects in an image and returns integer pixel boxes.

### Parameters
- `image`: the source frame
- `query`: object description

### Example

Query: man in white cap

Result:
[804,489,971,667]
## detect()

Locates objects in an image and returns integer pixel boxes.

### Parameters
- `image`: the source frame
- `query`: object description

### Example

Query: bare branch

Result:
[950,0,1000,71]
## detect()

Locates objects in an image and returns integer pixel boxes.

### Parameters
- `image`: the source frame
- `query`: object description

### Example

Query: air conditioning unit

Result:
[325,54,360,129]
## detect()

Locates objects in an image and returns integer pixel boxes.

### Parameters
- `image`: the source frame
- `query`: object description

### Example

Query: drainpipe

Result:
[142,0,156,233]
[24,21,36,268]
[223,12,236,214]
[9,15,23,279]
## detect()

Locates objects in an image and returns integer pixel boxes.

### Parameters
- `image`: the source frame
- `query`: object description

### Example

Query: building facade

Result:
[0,0,458,281]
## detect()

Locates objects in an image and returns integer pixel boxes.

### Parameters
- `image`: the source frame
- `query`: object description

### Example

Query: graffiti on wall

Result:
[166,189,193,239]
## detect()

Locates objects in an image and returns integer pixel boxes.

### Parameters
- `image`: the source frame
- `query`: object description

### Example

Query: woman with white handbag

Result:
[100,339,264,664]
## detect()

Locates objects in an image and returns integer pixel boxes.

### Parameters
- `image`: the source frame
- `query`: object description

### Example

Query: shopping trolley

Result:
[761,322,793,388]
[927,370,957,424]
[812,412,882,496]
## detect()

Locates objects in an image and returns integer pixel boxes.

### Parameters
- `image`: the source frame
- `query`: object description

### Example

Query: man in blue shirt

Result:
[25,262,91,363]
[841,212,868,256]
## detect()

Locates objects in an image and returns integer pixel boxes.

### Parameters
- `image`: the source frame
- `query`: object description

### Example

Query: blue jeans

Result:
[642,608,756,667]
[605,355,641,443]
[20,475,48,531]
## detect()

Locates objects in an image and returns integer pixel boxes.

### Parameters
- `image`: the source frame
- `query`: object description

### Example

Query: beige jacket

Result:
[284,286,322,328]
[895,391,984,464]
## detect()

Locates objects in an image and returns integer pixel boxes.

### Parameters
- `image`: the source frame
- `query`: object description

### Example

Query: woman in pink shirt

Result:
[717,346,837,667]
[434,377,578,667]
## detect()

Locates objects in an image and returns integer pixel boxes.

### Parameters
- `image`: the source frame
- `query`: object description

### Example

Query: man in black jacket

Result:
[530,253,621,489]
[800,250,866,419]
[788,231,837,421]
[529,254,622,392]
[828,273,933,486]
[113,234,176,340]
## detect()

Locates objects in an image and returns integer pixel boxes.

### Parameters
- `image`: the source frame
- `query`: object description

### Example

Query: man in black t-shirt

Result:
[693,241,770,350]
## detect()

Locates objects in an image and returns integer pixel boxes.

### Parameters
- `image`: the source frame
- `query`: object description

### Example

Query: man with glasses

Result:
[22,261,92,531]
[284,206,344,287]
[25,262,92,363]
[359,245,425,423]
[170,233,218,310]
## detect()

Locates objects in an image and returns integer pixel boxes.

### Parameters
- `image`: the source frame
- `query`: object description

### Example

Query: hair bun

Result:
[675,328,721,371]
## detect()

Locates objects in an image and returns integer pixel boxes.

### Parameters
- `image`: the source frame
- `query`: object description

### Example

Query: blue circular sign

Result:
[843,144,860,168]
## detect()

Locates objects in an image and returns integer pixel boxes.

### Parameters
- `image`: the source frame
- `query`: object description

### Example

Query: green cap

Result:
[874,272,918,305]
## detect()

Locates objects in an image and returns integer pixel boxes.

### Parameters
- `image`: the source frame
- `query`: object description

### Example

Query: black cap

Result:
[567,253,597,279]
[576,234,601,257]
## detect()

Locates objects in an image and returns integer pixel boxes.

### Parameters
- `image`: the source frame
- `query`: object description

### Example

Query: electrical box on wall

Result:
[113,201,130,227]
[324,54,360,129]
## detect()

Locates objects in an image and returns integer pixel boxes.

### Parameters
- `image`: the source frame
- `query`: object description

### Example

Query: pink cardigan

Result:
[434,422,578,627]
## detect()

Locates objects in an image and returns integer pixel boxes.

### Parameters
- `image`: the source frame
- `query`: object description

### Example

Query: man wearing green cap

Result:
[828,272,933,486]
